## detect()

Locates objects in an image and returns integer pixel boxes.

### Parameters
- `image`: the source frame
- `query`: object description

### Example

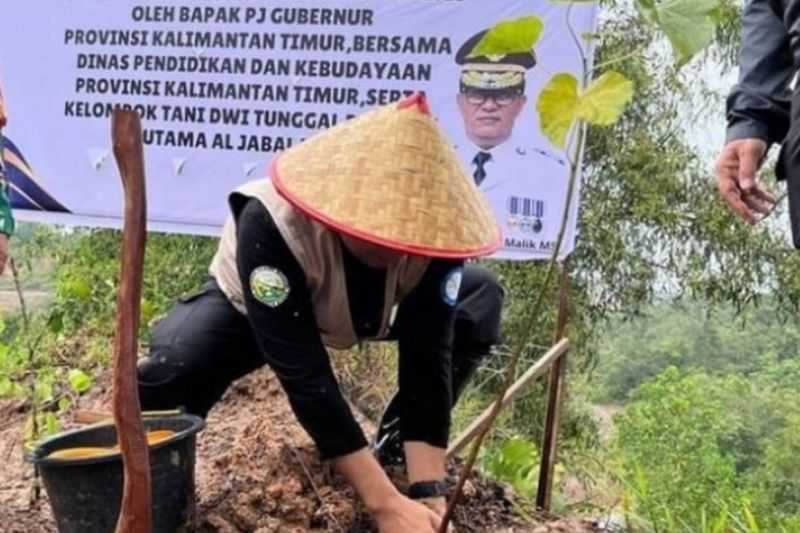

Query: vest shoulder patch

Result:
[441,267,463,306]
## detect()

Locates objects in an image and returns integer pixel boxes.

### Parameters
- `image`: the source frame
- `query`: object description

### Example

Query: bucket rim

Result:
[25,413,205,467]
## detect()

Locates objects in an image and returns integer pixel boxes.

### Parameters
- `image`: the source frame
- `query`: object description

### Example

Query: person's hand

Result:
[373,493,443,533]
[418,497,457,533]
[0,233,8,275]
[715,138,775,224]
[419,496,447,517]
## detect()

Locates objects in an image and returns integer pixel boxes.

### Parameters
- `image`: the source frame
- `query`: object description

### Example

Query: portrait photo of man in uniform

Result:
[455,32,532,162]
[453,28,567,253]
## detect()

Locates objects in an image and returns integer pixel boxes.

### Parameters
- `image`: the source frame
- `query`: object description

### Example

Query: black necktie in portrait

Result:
[472,151,492,186]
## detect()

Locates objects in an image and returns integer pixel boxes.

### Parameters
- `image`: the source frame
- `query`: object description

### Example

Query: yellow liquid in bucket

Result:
[47,429,177,460]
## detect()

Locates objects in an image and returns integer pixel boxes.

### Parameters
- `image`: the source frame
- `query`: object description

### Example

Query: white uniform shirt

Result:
[455,135,569,260]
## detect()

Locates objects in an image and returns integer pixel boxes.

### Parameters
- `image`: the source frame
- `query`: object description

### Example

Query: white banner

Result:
[0,0,596,260]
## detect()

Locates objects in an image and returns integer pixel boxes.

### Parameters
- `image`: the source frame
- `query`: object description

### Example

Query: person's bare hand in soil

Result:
[373,493,444,533]
[334,449,445,533]
[403,441,456,531]
[715,138,775,224]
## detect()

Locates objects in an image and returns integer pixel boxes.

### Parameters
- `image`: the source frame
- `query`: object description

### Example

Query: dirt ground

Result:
[0,369,602,532]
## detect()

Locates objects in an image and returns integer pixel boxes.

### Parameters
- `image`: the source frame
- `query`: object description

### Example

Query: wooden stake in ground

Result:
[446,339,570,459]
[111,109,151,533]
[536,261,571,510]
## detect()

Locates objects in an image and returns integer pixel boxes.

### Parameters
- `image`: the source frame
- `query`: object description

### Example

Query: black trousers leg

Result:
[375,265,504,463]
[778,86,800,249]
[137,279,265,418]
[451,266,504,402]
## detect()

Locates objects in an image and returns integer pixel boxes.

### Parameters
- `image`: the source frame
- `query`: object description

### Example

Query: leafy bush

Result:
[615,366,800,531]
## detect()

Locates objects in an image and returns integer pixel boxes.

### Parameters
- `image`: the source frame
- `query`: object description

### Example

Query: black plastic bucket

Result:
[27,414,204,533]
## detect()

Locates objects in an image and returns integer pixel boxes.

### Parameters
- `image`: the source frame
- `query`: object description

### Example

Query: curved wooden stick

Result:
[111,109,151,533]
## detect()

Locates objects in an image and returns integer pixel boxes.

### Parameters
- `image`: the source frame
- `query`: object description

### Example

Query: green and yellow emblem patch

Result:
[250,266,290,308]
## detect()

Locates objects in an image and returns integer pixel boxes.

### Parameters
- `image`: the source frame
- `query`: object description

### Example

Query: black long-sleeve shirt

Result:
[726,0,800,146]
[235,198,462,459]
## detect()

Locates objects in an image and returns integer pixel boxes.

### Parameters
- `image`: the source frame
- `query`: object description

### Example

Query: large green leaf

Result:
[468,16,544,58]
[536,73,579,149]
[636,0,658,23]
[638,0,719,65]
[537,71,634,148]
[577,71,635,125]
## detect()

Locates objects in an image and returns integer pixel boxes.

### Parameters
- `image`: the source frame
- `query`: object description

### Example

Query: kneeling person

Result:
[137,94,504,533]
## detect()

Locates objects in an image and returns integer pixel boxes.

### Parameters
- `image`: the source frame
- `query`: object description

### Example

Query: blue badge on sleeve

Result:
[441,267,463,306]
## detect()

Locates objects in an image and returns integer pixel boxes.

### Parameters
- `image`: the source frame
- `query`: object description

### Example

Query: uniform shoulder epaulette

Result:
[515,145,567,166]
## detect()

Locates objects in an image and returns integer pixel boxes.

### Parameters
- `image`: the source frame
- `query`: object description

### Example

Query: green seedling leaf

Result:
[577,71,635,125]
[537,73,579,148]
[58,397,71,412]
[499,438,538,472]
[66,277,92,301]
[538,71,634,148]
[637,0,658,23]
[68,368,93,393]
[638,0,719,65]
[659,0,718,65]
[469,16,544,58]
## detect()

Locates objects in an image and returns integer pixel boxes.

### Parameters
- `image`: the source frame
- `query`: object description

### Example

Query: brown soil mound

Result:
[0,369,600,532]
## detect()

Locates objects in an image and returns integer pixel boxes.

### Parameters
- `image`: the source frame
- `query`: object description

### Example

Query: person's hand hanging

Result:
[715,138,775,224]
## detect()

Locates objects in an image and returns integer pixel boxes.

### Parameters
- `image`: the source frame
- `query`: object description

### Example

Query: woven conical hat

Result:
[270,93,501,258]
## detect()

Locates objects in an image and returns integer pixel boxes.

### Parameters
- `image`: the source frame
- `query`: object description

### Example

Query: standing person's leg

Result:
[778,87,800,249]
[137,278,265,418]
[375,265,504,465]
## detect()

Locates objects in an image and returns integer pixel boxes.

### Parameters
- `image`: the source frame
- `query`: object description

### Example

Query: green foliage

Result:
[637,0,721,65]
[481,437,542,498]
[48,228,216,338]
[616,368,744,524]
[615,366,800,531]
[0,224,216,449]
[750,414,800,518]
[595,301,800,402]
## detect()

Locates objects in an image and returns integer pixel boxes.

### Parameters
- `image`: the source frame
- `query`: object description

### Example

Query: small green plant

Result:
[482,437,542,498]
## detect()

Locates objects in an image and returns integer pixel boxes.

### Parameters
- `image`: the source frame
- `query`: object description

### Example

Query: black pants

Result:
[137,267,503,420]
[778,85,800,248]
